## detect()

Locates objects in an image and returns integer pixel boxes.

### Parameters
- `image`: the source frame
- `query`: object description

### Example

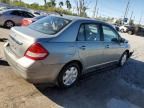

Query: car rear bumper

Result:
[4,42,64,84]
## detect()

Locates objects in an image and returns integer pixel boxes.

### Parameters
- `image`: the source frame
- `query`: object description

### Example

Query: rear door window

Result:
[10,10,21,16]
[77,25,85,41]
[22,11,34,18]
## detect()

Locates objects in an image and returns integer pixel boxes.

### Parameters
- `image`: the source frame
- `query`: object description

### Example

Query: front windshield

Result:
[29,16,71,35]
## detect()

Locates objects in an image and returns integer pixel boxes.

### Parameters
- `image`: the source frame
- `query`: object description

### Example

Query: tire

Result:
[128,31,133,35]
[57,63,80,88]
[4,20,15,28]
[120,29,124,33]
[119,52,128,66]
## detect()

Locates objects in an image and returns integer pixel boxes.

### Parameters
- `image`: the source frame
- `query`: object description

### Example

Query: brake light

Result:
[21,18,32,26]
[24,43,49,60]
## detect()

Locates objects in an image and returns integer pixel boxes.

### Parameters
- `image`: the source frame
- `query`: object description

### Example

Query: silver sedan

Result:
[0,9,34,28]
[4,15,133,88]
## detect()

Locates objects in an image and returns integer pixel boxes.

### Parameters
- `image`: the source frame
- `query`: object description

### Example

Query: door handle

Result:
[79,46,86,50]
[105,45,110,48]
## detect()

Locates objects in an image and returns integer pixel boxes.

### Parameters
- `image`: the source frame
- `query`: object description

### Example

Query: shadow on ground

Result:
[0,59,9,66]
[0,26,9,29]
[36,58,144,108]
[0,38,7,42]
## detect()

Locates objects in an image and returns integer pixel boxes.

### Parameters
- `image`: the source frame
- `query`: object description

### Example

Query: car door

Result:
[77,23,105,72]
[10,10,23,25]
[102,25,124,62]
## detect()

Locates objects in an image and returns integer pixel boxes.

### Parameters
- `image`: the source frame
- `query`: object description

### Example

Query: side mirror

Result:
[120,38,128,43]
[111,38,119,42]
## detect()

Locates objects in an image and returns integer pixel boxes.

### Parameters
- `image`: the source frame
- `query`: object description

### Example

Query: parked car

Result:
[112,24,119,31]
[127,26,135,35]
[0,9,35,28]
[135,26,144,36]
[4,15,133,88]
[0,6,11,11]
[21,15,47,26]
[127,26,144,36]
[119,25,129,32]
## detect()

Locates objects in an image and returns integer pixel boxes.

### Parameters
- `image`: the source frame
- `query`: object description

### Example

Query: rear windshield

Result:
[29,16,71,35]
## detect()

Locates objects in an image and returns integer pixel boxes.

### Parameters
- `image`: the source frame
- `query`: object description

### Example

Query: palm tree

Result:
[51,0,56,7]
[59,1,63,8]
[1,0,10,4]
[65,0,71,10]
[46,0,56,7]
[44,0,47,6]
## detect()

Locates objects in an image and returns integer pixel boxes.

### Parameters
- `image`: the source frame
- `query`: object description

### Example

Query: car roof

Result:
[2,9,29,12]
[50,14,110,25]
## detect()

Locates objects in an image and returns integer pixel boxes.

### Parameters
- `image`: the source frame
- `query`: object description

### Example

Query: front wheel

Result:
[119,52,128,66]
[57,63,80,88]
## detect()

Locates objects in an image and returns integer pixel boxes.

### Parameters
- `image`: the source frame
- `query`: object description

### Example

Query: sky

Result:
[21,0,144,24]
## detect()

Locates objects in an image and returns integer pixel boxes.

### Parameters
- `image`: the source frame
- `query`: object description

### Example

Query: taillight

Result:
[24,43,49,60]
[21,18,32,26]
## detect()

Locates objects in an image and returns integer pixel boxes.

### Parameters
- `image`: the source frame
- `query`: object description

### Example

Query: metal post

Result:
[124,0,131,22]
[93,0,98,18]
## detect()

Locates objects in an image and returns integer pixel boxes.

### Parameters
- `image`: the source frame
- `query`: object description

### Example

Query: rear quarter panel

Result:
[0,16,5,25]
[40,42,80,65]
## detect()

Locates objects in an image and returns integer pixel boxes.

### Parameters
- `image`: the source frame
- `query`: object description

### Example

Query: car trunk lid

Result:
[8,27,54,58]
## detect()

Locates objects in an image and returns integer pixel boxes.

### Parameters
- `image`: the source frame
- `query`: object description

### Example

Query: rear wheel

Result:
[57,63,80,88]
[128,31,133,35]
[121,29,125,33]
[119,52,128,66]
[4,20,15,28]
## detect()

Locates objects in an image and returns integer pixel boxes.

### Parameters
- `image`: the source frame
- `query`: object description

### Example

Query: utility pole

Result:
[129,11,133,21]
[139,13,143,25]
[133,16,135,21]
[124,0,131,19]
[96,8,99,18]
[93,0,98,18]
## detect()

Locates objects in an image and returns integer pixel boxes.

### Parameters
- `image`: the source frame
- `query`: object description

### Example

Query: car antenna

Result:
[55,10,63,16]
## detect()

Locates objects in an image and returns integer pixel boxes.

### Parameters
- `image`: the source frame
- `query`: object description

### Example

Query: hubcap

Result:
[6,22,13,28]
[121,54,127,65]
[63,66,78,86]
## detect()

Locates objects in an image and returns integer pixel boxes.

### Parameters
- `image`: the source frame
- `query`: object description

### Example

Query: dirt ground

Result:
[0,27,144,108]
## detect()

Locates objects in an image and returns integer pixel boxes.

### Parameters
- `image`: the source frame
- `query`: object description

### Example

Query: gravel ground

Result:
[0,27,144,108]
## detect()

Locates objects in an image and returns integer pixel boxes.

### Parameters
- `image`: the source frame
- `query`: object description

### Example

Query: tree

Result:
[1,0,10,4]
[44,0,47,6]
[59,1,63,8]
[13,1,26,7]
[47,0,56,7]
[75,0,88,17]
[30,3,39,9]
[65,0,71,10]
[115,19,122,26]
[129,19,134,26]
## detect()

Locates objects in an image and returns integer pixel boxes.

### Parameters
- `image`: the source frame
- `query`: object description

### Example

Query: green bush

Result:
[10,1,75,16]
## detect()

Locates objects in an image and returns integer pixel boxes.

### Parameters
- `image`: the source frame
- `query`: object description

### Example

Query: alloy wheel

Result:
[62,66,78,86]
[121,54,127,66]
